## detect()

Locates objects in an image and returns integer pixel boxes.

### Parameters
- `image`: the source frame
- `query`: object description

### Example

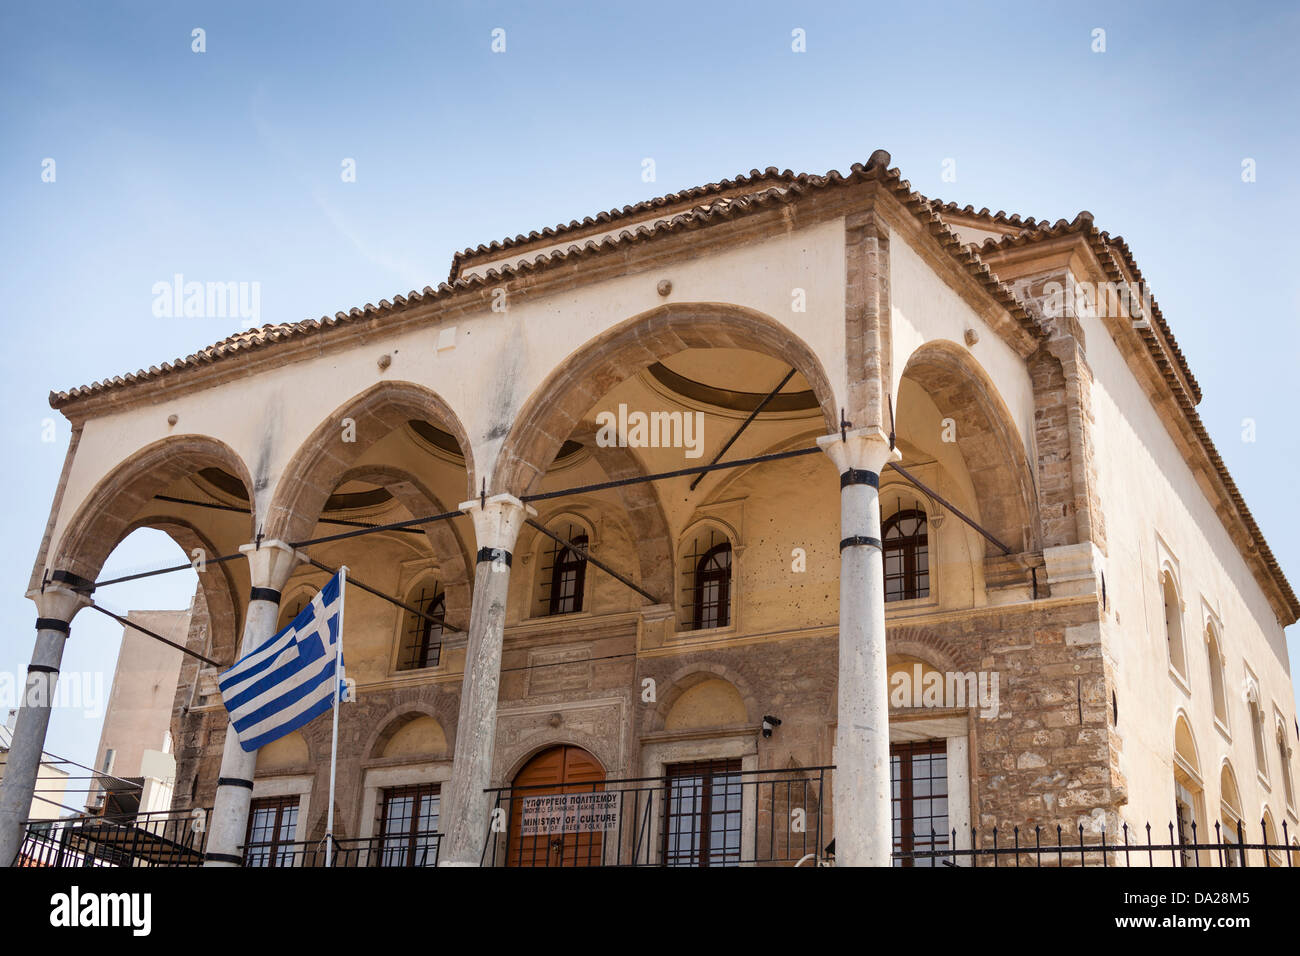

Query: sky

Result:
[1,0,1298,800]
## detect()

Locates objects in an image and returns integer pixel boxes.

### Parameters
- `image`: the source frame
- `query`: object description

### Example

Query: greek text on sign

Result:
[519,792,620,834]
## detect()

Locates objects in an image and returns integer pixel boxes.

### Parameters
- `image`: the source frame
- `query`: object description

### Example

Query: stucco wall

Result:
[1083,297,1299,839]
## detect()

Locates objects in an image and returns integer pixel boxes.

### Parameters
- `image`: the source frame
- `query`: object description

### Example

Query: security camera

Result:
[761,715,782,738]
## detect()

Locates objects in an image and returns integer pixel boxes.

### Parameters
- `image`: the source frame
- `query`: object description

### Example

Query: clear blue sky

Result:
[2,1,1297,790]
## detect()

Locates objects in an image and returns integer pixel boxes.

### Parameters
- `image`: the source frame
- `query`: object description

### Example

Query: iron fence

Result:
[481,765,831,867]
[891,819,1299,867]
[18,808,209,867]
[240,831,442,867]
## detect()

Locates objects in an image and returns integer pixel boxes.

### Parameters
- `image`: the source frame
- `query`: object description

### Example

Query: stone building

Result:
[3,151,1298,867]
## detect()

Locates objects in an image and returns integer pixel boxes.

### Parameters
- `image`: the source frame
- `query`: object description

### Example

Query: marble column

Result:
[439,494,534,866]
[0,577,91,866]
[818,427,899,867]
[203,540,301,866]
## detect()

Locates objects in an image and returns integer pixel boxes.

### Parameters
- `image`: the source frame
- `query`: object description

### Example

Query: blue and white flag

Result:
[219,572,347,753]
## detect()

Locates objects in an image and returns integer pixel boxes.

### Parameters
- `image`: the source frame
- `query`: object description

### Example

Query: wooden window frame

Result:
[244,795,300,868]
[891,739,948,867]
[691,543,732,631]
[883,509,929,603]
[397,586,445,671]
[378,783,441,867]
[546,533,589,616]
[663,759,743,867]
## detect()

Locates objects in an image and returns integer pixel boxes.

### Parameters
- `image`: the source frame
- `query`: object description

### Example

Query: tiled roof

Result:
[447,167,802,281]
[963,213,1202,403]
[927,199,1052,232]
[50,151,1046,407]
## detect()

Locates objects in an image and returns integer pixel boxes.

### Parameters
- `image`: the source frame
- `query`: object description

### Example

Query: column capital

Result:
[817,427,900,475]
[238,539,303,593]
[26,583,90,625]
[457,493,536,552]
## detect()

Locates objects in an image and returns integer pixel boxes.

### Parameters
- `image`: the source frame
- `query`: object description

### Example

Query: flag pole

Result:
[326,566,347,867]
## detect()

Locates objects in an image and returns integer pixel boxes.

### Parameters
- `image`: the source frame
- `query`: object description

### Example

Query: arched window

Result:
[1276,716,1295,810]
[1206,624,1228,729]
[680,527,732,631]
[1161,572,1187,678]
[1246,678,1269,779]
[1220,763,1244,867]
[694,544,732,630]
[1173,715,1205,866]
[539,525,588,616]
[883,509,929,603]
[1263,808,1283,867]
[397,582,445,671]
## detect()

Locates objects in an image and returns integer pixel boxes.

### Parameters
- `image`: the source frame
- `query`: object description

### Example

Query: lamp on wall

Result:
[761,715,782,738]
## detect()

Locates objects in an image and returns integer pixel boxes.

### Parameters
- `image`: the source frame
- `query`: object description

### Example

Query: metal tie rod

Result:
[524,518,660,605]
[82,445,826,590]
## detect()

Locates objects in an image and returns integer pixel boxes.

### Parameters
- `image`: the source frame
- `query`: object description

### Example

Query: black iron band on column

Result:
[27,664,59,675]
[840,536,882,552]
[249,587,282,604]
[840,469,879,489]
[203,851,244,864]
[217,776,254,790]
[476,547,512,566]
[34,618,70,634]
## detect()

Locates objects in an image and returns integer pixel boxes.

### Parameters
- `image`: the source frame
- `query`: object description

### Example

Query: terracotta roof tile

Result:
[448,167,803,281]
[927,198,1050,232]
[967,216,1202,404]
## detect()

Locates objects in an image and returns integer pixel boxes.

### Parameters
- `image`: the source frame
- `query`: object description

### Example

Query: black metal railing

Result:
[18,808,210,868]
[240,831,442,867]
[891,819,1298,867]
[481,765,831,867]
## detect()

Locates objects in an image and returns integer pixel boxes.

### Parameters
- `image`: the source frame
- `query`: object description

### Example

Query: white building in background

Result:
[0,713,69,822]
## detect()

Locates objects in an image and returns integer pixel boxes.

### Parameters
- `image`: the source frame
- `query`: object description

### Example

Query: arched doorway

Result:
[507,745,606,867]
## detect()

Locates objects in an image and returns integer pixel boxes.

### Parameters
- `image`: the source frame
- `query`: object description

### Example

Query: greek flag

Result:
[219,571,347,752]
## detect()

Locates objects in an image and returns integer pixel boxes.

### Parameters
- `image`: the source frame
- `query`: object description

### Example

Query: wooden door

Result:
[507,745,606,867]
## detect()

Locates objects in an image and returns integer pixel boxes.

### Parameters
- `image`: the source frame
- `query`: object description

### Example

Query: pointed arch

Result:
[898,340,1039,555]
[50,434,255,583]
[491,302,840,497]
[264,380,474,544]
